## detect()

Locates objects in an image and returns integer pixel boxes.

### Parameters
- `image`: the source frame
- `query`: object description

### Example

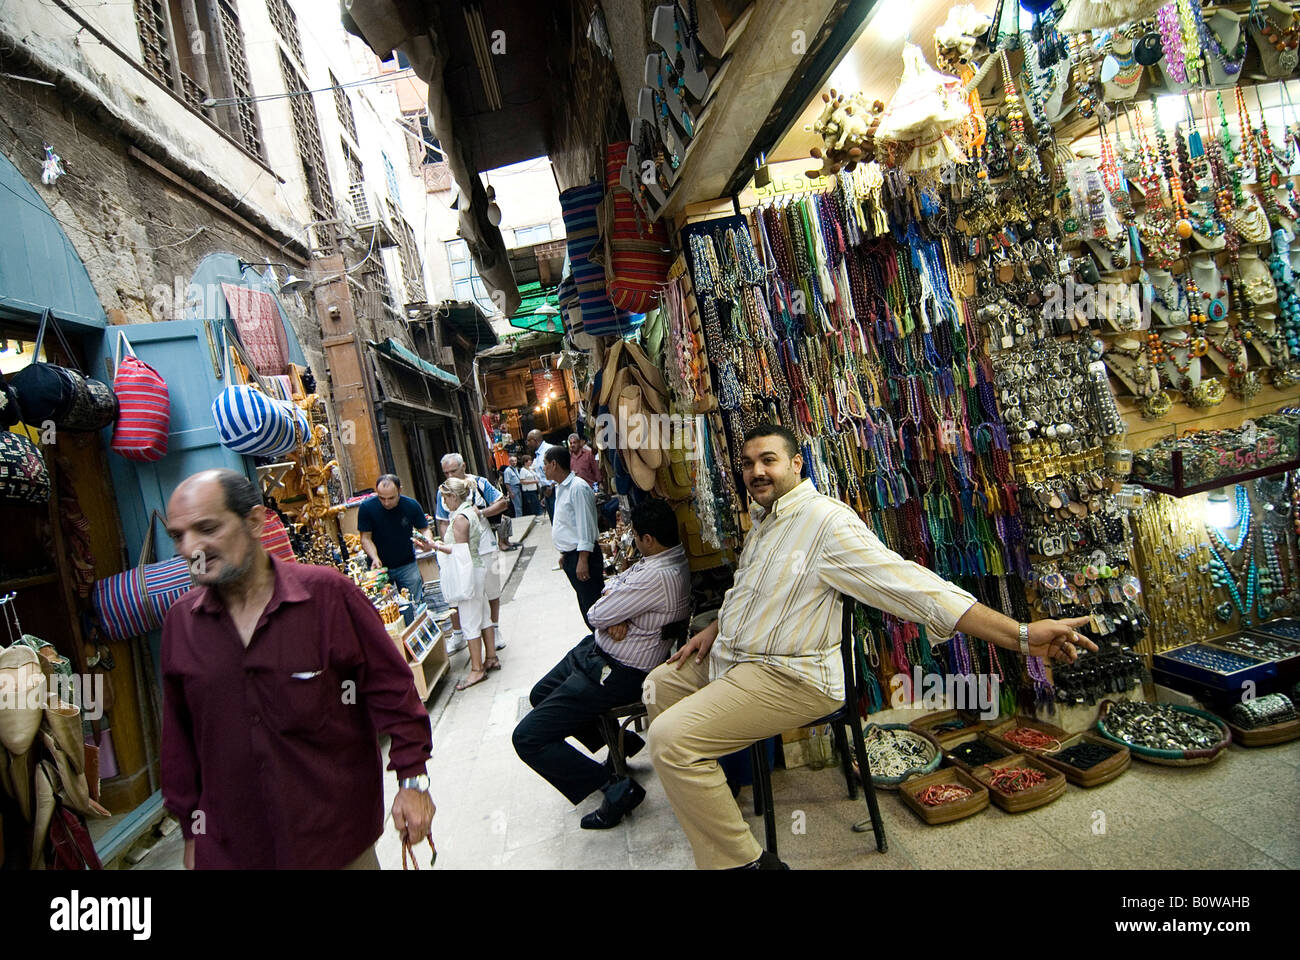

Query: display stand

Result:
[389,609,450,702]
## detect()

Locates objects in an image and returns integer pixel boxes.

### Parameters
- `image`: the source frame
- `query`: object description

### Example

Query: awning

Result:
[508,281,562,334]
[367,338,460,423]
[368,337,460,387]
[441,300,499,351]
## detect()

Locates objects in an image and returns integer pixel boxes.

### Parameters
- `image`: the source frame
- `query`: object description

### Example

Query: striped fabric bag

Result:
[560,182,624,337]
[261,511,296,562]
[94,508,301,639]
[211,331,307,457]
[603,142,672,313]
[93,511,185,641]
[110,329,170,462]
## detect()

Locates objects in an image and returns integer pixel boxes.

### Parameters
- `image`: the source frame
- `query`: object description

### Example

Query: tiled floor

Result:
[133,517,1300,869]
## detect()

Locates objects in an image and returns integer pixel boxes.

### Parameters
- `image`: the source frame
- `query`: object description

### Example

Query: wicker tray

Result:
[987,716,1071,755]
[941,729,1016,774]
[898,766,990,825]
[862,724,943,790]
[972,754,1067,812]
[1222,715,1300,747]
[908,709,987,748]
[1040,732,1131,787]
[1096,700,1231,766]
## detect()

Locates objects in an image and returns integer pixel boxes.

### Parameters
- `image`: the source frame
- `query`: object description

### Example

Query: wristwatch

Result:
[1018,623,1030,656]
[399,775,430,792]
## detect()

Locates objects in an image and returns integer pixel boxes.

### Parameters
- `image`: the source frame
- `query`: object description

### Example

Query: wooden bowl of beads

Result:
[941,729,1016,774]
[971,754,1067,813]
[898,766,989,826]
[907,709,987,748]
[987,716,1071,756]
[1040,732,1131,787]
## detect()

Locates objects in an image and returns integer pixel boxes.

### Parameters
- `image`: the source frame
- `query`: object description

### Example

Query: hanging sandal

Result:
[455,669,488,691]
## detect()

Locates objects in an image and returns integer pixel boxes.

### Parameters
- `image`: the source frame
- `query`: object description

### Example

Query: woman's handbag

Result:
[10,309,118,432]
[0,428,51,504]
[211,329,308,457]
[110,329,170,462]
[436,542,474,605]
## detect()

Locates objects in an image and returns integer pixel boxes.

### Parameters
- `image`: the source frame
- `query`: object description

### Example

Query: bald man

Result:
[160,469,435,869]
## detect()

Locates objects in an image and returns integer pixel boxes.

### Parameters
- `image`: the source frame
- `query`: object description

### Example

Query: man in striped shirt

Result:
[512,499,690,829]
[645,422,1097,870]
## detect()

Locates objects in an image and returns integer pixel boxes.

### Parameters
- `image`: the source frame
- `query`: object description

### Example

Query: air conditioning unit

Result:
[345,183,398,248]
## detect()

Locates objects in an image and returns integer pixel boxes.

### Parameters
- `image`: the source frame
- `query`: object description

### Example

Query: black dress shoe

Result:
[580,776,645,829]
[732,850,789,870]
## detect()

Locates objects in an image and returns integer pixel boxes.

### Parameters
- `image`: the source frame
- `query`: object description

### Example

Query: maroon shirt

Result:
[161,559,432,869]
[570,444,600,486]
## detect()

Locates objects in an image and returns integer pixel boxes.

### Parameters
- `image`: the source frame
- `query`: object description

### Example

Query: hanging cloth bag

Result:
[211,328,307,457]
[601,142,673,313]
[10,308,118,432]
[110,329,170,462]
[92,510,191,642]
[0,427,51,504]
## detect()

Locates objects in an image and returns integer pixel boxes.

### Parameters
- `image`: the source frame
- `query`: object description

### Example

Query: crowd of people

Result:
[157,422,1098,870]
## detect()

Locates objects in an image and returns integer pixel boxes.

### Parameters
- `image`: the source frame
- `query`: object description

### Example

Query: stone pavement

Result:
[130,515,1300,869]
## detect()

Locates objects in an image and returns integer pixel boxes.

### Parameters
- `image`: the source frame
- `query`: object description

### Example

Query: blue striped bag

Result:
[211,330,307,457]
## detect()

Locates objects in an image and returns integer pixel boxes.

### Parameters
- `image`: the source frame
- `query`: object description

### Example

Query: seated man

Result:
[512,499,690,830]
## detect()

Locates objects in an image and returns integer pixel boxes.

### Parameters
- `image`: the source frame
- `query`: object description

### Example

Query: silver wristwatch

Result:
[1018,623,1030,656]
[399,775,430,792]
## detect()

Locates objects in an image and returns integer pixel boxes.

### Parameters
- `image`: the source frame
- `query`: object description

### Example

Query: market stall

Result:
[555,0,1300,807]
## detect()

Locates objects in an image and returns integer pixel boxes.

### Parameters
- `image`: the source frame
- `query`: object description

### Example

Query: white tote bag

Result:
[437,542,475,604]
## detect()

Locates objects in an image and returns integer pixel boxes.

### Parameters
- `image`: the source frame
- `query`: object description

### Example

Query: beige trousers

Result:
[344,846,380,870]
[644,657,841,870]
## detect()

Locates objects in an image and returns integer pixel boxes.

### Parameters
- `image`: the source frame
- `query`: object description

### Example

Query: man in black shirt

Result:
[357,474,434,604]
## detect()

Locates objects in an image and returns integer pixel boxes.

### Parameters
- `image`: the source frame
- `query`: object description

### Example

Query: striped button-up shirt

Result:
[713,479,978,701]
[588,544,691,671]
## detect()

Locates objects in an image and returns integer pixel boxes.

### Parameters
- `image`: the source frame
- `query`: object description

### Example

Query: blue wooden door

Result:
[97,319,252,567]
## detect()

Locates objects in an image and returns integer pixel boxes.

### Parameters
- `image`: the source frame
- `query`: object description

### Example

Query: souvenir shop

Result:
[559,0,1300,827]
[0,154,405,867]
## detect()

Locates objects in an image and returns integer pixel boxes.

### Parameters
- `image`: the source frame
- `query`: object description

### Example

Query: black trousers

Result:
[512,636,647,805]
[561,549,604,630]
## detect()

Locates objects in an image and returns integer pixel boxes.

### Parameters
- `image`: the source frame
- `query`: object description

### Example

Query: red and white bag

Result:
[110,329,170,462]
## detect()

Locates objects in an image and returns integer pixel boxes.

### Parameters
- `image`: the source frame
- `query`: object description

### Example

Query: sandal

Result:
[455,670,488,691]
[484,657,502,672]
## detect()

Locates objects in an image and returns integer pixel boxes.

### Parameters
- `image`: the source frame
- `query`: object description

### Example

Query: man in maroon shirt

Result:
[161,469,435,869]
[568,433,600,487]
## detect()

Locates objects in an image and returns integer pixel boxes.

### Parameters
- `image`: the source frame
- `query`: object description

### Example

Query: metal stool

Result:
[749,599,888,855]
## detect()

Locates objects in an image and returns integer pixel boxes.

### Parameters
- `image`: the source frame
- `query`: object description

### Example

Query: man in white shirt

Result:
[644,422,1098,870]
[544,445,602,628]
[527,430,557,521]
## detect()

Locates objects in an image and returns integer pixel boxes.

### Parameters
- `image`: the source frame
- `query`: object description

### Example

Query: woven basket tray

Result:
[1040,731,1131,787]
[971,753,1067,812]
[862,724,942,790]
[941,729,1016,774]
[899,766,990,825]
[1222,715,1300,747]
[1096,700,1231,766]
[907,709,987,748]
[987,715,1071,755]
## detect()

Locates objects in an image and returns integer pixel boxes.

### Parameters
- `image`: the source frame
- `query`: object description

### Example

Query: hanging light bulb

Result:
[1205,487,1235,529]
